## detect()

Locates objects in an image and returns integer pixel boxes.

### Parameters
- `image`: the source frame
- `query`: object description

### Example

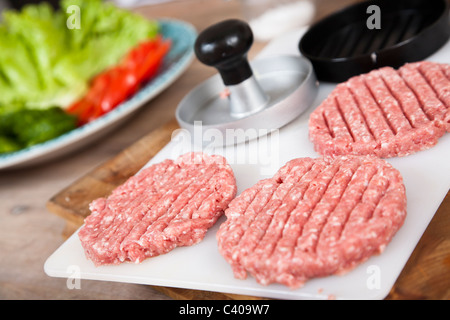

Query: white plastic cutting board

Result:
[45,28,450,300]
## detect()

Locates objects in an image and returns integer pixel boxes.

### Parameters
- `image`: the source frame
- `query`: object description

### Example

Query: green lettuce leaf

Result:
[0,0,159,111]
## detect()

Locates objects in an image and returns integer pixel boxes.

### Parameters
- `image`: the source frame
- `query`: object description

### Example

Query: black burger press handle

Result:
[194,19,269,118]
[195,19,254,86]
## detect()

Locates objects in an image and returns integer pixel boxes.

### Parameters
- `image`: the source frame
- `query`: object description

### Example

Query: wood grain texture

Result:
[386,191,450,300]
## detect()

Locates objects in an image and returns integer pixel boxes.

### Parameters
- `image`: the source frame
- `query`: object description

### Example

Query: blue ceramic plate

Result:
[0,19,196,170]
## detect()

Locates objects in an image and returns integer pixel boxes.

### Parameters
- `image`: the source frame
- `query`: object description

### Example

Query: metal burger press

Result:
[175,19,318,146]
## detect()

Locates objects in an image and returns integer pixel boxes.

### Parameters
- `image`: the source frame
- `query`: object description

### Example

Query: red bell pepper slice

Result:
[66,36,171,125]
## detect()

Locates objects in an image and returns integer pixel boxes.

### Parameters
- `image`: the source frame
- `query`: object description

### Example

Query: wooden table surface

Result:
[1,0,449,300]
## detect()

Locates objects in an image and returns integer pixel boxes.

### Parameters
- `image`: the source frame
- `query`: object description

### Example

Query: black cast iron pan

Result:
[299,0,449,82]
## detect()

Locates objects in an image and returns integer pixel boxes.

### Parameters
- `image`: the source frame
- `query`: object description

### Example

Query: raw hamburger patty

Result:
[309,61,450,158]
[217,155,406,288]
[79,152,237,266]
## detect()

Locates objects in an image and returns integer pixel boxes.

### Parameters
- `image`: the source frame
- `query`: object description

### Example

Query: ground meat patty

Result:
[309,61,450,158]
[216,155,406,288]
[79,152,237,266]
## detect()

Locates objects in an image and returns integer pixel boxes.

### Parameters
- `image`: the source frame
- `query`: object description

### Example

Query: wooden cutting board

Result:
[46,117,450,300]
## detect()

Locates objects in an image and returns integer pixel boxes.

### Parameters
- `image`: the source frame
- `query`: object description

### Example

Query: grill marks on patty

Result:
[309,61,450,158]
[79,152,237,266]
[217,156,406,288]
